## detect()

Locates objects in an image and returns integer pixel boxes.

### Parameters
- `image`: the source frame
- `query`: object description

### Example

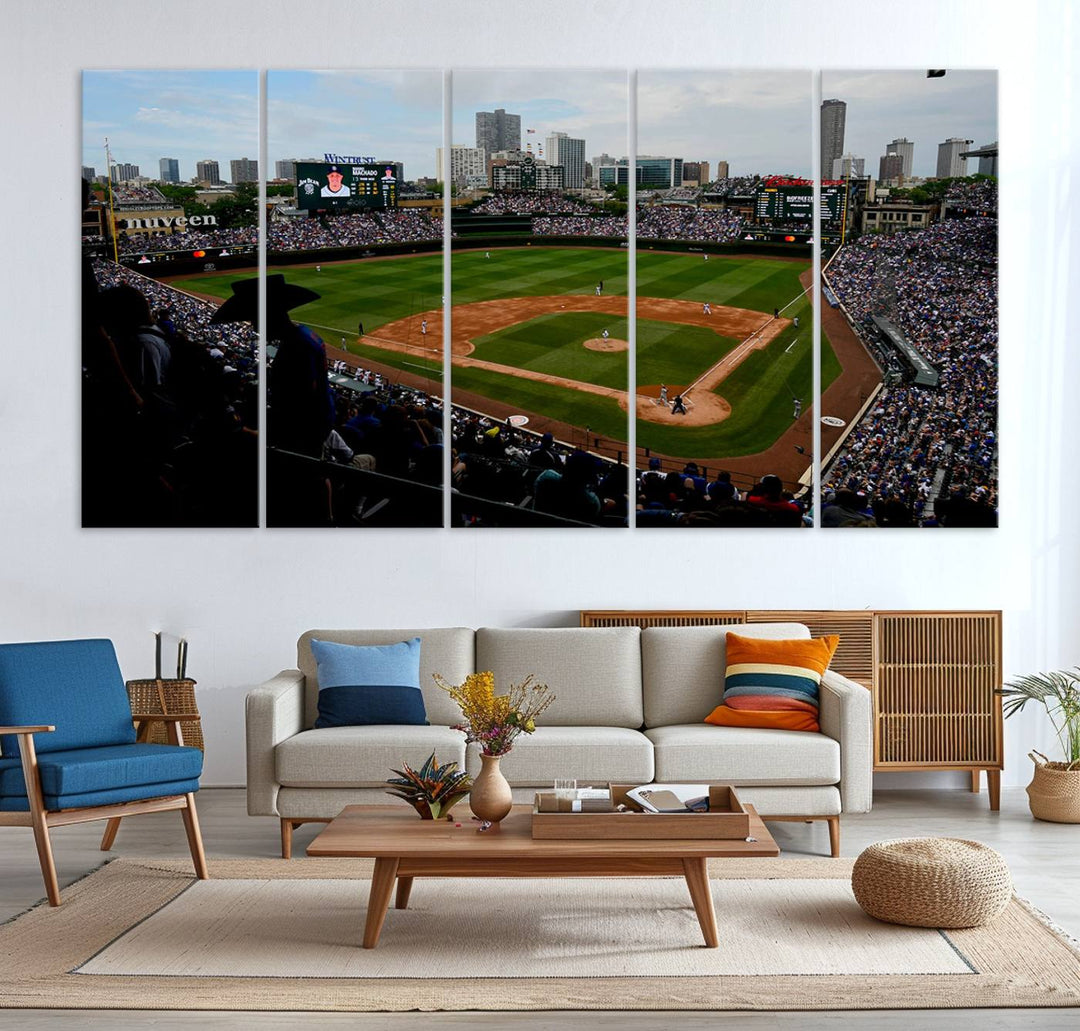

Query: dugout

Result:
[871,316,940,388]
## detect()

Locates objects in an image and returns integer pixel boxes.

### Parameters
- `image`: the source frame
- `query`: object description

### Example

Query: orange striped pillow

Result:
[704,633,839,733]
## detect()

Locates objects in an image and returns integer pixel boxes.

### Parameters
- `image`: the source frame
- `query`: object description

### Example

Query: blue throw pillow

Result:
[311,638,428,728]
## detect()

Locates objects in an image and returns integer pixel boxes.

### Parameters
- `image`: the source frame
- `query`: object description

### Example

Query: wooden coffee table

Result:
[307,803,779,949]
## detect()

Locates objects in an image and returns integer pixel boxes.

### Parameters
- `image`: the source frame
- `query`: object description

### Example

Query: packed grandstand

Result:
[821,198,998,527]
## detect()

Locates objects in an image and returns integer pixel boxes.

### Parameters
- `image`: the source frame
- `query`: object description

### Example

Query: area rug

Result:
[2,857,1078,1011]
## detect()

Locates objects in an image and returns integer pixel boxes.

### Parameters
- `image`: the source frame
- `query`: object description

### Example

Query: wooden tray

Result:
[531,784,750,840]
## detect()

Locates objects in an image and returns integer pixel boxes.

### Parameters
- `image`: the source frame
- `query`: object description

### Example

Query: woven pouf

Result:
[852,837,1013,928]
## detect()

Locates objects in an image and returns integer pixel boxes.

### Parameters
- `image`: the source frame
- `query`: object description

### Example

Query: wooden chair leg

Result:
[17,732,61,906]
[281,818,294,860]
[100,817,122,851]
[181,793,209,879]
[827,816,840,858]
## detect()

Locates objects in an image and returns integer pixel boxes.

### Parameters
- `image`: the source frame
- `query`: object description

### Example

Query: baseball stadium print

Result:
[635,70,815,528]
[449,69,631,528]
[818,70,998,528]
[81,70,260,527]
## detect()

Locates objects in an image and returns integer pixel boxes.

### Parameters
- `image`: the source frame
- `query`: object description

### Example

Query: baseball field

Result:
[170,247,842,466]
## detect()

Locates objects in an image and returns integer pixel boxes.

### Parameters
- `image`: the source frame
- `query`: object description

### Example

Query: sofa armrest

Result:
[819,668,873,813]
[245,670,305,816]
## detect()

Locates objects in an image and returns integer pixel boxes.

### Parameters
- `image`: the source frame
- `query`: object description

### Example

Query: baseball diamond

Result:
[169,246,865,482]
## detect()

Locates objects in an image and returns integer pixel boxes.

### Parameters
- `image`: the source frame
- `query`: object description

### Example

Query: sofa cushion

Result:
[0,639,136,757]
[645,724,840,785]
[705,633,839,733]
[641,623,811,728]
[466,726,654,786]
[298,629,473,730]
[476,627,642,728]
[310,637,428,729]
[276,725,467,788]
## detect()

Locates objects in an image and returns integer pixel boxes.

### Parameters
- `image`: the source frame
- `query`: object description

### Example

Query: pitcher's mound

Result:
[583,337,629,352]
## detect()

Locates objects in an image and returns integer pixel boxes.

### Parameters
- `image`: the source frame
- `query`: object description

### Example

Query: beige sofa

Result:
[246,624,872,857]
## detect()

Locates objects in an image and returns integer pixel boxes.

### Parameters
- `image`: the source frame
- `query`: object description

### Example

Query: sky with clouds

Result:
[822,70,997,178]
[638,70,811,177]
[82,70,257,181]
[82,68,996,184]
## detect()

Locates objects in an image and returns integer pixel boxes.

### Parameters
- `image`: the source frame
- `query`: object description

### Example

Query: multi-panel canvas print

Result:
[635,70,813,528]
[264,70,444,527]
[79,67,998,530]
[818,70,998,527]
[81,70,259,527]
[449,70,630,528]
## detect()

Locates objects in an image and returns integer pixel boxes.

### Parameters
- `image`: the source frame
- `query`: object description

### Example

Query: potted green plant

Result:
[385,751,472,820]
[1000,668,1080,823]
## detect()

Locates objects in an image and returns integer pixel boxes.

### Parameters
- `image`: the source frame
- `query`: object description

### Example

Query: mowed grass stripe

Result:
[471,312,627,389]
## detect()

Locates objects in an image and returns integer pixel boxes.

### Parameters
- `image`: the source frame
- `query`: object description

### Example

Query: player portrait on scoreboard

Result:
[320,165,350,198]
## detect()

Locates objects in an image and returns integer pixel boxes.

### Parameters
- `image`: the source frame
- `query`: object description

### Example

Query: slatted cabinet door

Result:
[874,612,1002,771]
[746,610,874,689]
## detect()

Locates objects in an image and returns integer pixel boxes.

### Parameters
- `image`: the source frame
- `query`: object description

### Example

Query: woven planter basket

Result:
[125,678,203,751]
[851,837,1012,928]
[1027,750,1080,823]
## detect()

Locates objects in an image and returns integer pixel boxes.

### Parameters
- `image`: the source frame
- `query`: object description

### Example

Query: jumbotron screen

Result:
[295,162,400,211]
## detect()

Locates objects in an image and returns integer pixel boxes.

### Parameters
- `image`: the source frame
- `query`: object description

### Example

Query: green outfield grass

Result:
[171,248,842,459]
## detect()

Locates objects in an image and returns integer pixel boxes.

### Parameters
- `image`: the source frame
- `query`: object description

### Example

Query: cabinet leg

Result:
[970,769,981,793]
[987,769,1001,811]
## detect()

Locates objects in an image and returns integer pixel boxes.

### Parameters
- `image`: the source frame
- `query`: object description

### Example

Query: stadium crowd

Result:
[702,175,760,197]
[111,184,167,203]
[115,225,258,255]
[637,206,746,243]
[822,215,998,526]
[83,259,258,526]
[531,214,627,238]
[636,462,809,527]
[470,192,593,215]
[945,178,998,213]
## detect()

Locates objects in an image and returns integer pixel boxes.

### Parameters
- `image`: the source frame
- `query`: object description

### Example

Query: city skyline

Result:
[822,70,997,179]
[452,70,627,167]
[82,70,257,182]
[639,70,812,178]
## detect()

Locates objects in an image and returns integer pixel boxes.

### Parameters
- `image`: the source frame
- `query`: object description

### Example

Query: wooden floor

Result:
[1,787,1078,1029]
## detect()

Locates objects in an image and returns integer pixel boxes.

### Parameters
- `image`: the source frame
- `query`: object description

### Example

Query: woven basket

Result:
[125,678,203,752]
[852,837,1012,928]
[1027,750,1080,823]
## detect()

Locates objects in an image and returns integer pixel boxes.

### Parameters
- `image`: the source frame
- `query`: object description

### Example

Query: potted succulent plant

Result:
[1000,668,1080,823]
[385,751,472,820]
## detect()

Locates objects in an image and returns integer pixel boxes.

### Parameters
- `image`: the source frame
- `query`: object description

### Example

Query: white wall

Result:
[1,1,1077,789]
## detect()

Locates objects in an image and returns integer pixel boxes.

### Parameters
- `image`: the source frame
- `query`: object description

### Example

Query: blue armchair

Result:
[0,639,208,906]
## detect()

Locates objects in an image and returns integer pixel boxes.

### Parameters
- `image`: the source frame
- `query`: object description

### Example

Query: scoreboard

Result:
[755,185,814,221]
[295,161,401,212]
[753,183,849,222]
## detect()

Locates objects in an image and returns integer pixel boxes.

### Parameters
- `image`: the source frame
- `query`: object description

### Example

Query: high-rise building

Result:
[599,157,683,190]
[196,160,221,185]
[230,158,258,183]
[714,160,730,180]
[936,138,973,179]
[81,165,95,182]
[878,153,904,182]
[978,141,999,177]
[885,137,914,178]
[545,132,585,189]
[110,163,140,183]
[820,99,846,180]
[436,145,486,188]
[591,152,615,169]
[159,158,180,183]
[475,108,521,161]
[831,154,864,179]
[681,161,710,186]
[275,159,297,180]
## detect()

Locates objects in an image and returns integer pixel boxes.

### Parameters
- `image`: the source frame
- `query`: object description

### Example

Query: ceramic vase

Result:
[469,752,513,823]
